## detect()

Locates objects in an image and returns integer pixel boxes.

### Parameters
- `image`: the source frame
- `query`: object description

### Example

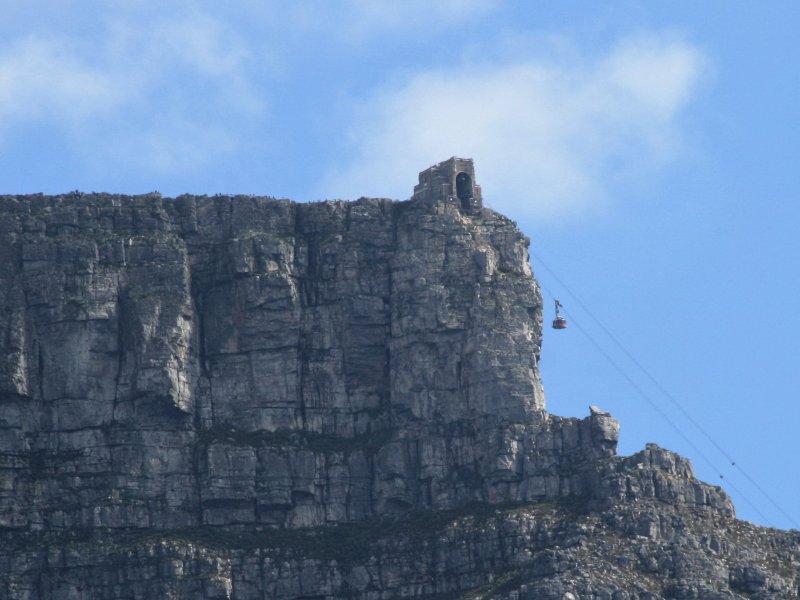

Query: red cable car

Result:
[552,299,567,329]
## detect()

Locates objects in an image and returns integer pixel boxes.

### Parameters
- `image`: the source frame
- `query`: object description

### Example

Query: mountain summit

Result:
[0,162,796,598]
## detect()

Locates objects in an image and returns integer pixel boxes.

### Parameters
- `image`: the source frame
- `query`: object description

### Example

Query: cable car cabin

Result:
[552,299,567,329]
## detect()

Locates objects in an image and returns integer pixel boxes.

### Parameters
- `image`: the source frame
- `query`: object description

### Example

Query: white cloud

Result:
[321,33,705,220]
[0,37,124,122]
[0,10,263,173]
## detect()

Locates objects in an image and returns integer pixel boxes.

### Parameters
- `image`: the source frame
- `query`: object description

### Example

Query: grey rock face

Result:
[0,191,794,599]
[0,193,554,531]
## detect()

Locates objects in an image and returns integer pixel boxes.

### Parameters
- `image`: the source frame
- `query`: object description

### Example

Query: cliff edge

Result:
[0,162,796,598]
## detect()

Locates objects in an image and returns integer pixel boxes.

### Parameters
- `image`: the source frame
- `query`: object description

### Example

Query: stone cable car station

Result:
[412,156,483,214]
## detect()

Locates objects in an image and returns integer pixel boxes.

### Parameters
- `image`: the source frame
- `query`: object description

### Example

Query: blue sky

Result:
[2,1,798,529]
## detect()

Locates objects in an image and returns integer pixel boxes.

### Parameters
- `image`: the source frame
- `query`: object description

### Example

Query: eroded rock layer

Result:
[0,193,795,599]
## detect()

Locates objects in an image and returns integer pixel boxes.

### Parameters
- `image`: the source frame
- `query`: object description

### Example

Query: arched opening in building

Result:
[456,172,473,209]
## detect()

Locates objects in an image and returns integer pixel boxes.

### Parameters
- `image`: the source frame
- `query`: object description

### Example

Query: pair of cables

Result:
[530,248,798,530]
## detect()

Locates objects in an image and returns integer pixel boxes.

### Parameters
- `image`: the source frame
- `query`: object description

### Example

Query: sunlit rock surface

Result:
[0,191,795,599]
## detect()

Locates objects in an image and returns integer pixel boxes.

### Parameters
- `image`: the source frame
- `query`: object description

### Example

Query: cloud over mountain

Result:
[324,34,705,220]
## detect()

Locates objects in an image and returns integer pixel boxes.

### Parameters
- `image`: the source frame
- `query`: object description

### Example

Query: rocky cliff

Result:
[0,188,797,598]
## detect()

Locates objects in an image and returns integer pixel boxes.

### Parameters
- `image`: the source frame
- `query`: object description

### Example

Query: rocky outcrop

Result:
[0,190,795,598]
